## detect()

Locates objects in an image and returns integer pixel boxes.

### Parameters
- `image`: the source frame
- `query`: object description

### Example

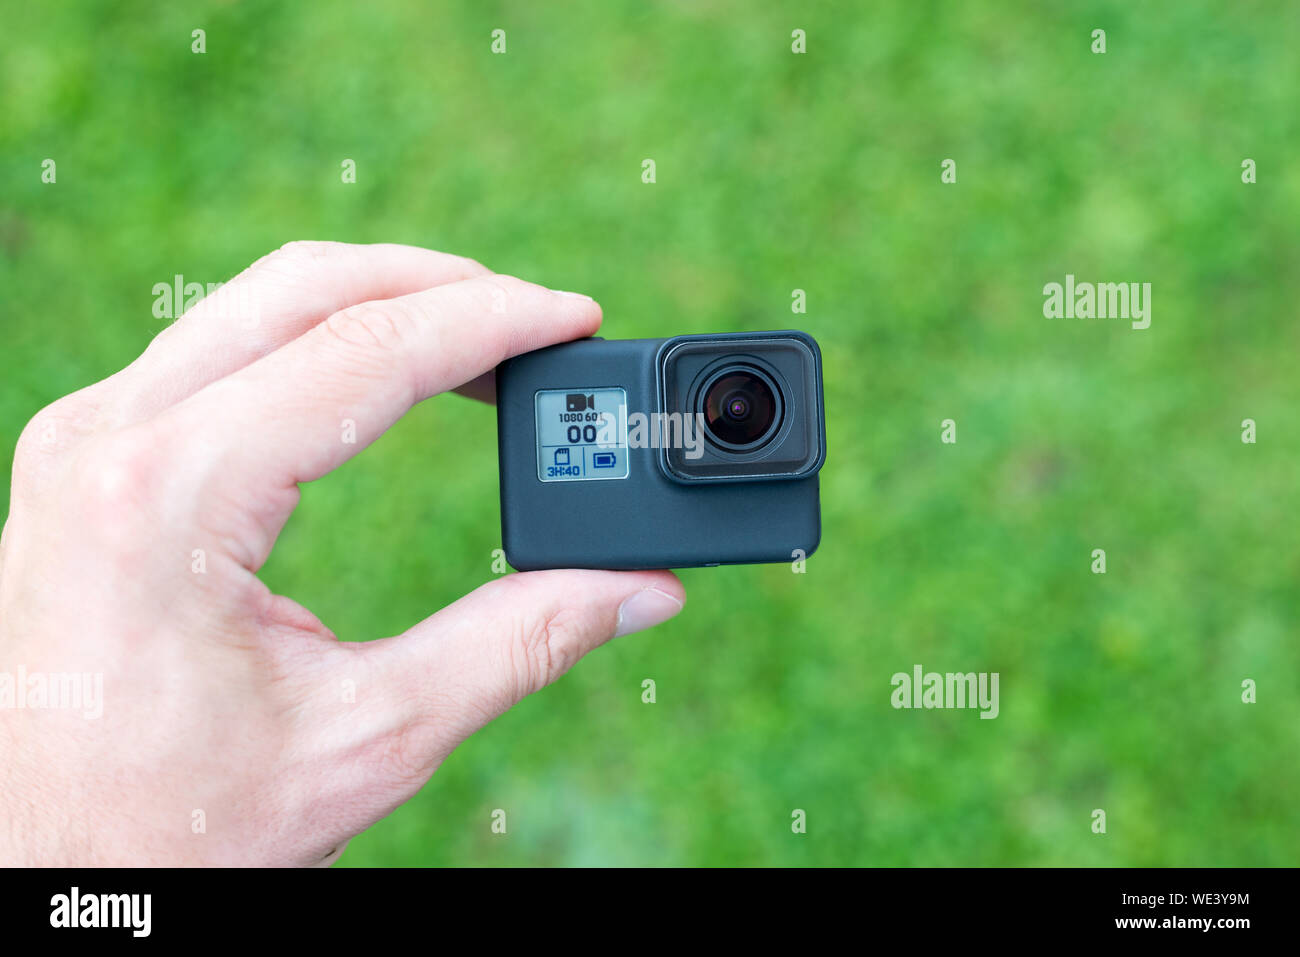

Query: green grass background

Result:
[2,1,1297,865]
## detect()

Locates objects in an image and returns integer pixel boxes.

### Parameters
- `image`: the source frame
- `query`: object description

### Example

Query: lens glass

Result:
[702,369,778,446]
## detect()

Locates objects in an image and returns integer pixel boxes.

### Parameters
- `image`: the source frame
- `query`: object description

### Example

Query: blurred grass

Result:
[2,0,1298,865]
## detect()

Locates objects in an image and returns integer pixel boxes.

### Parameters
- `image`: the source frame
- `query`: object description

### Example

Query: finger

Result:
[298,570,681,848]
[113,241,492,423]
[359,570,684,769]
[161,274,599,565]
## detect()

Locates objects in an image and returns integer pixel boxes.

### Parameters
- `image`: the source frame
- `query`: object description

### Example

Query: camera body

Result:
[496,330,825,571]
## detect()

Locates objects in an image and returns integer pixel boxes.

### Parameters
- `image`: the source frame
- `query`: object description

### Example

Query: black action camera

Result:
[496,330,826,570]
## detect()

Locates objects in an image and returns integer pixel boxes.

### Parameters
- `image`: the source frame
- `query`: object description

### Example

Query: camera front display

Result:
[534,387,629,482]
[496,330,825,570]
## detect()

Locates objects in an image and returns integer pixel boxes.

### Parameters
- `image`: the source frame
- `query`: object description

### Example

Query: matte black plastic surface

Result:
[496,332,824,571]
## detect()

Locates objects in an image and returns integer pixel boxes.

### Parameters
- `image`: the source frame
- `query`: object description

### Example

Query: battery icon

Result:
[592,452,616,468]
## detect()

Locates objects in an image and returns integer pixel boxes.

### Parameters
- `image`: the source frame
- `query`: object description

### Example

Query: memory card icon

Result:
[566,393,595,412]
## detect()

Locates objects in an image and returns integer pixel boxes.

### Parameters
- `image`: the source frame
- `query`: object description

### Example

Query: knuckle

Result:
[75,426,166,518]
[321,299,422,353]
[373,716,440,789]
[509,602,583,697]
[449,253,491,278]
[248,241,342,289]
[455,273,537,352]
[12,391,103,485]
[480,272,532,304]
[14,408,58,470]
[272,239,338,267]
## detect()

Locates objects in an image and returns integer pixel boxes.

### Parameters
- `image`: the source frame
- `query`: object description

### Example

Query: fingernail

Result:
[614,587,683,638]
[553,289,594,300]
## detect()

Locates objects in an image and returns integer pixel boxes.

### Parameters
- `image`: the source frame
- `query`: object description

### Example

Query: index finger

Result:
[117,242,494,423]
[160,273,599,562]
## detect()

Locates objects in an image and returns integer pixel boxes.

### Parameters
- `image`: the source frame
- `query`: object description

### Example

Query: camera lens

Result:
[702,368,779,447]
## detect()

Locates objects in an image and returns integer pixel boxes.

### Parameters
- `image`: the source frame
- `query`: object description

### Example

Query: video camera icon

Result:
[566,393,595,412]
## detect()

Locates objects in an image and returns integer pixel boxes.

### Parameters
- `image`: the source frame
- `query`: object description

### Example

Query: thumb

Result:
[359,569,684,763]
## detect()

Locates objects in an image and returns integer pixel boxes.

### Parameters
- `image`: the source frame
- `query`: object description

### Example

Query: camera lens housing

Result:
[657,332,825,483]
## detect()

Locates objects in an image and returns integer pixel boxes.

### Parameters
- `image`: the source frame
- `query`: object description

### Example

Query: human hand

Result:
[0,241,685,866]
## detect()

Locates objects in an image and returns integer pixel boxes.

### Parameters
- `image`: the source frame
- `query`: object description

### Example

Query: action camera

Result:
[496,331,825,570]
